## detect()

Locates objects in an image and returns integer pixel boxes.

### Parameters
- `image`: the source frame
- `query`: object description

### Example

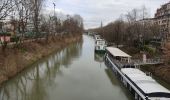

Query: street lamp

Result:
[53,3,56,34]
[53,3,56,17]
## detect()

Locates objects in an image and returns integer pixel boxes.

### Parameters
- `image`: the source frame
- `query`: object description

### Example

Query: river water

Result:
[0,35,133,100]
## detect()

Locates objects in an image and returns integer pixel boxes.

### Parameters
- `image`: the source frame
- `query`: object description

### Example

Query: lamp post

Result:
[53,3,56,17]
[53,3,56,34]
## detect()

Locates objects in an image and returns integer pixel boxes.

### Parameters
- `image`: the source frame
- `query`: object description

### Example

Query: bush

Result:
[0,32,11,36]
[24,32,47,39]
[24,32,36,39]
[143,45,156,55]
[10,36,20,43]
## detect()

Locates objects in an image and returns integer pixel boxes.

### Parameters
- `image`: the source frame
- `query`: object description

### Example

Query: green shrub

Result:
[10,36,20,43]
[143,45,156,55]
[0,32,11,36]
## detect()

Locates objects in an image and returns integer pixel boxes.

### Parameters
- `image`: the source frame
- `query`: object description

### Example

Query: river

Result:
[0,35,133,100]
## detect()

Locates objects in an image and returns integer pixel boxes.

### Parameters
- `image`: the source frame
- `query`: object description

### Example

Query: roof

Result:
[96,39,105,41]
[106,47,131,58]
[95,35,102,40]
[121,68,170,94]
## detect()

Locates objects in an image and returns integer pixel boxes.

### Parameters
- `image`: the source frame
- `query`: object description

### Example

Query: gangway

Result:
[132,58,164,66]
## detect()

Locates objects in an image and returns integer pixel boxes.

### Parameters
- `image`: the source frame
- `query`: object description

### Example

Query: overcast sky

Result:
[45,0,169,29]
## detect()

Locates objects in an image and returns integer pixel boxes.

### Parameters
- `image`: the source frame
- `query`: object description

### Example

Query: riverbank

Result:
[0,34,82,85]
[141,42,170,84]
[141,65,170,84]
[143,42,170,84]
[121,46,170,84]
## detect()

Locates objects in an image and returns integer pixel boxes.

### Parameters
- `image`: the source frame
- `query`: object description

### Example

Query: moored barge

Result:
[105,47,170,100]
[94,35,107,53]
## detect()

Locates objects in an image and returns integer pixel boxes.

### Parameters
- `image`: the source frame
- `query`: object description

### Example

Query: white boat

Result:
[95,39,107,53]
[94,35,107,53]
[105,47,170,100]
[94,35,101,41]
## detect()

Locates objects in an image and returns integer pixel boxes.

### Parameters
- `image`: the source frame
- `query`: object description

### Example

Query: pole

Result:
[53,3,56,17]
[53,3,56,34]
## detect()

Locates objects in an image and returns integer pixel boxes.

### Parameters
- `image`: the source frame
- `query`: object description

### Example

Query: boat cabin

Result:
[106,47,131,63]
[95,39,106,45]
[94,35,101,40]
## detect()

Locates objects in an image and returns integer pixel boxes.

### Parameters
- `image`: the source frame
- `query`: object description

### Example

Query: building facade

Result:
[155,2,170,38]
[138,18,155,26]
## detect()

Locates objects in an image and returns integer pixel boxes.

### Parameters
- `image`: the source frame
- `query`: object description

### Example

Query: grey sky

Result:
[45,0,169,29]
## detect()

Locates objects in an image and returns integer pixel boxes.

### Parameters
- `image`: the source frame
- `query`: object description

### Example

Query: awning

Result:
[106,47,131,58]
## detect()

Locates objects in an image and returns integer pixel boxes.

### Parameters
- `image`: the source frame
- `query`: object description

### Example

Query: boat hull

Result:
[95,49,106,54]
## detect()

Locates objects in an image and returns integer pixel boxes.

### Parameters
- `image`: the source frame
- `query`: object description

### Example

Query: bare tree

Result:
[39,15,51,42]
[141,5,148,20]
[31,0,44,39]
[14,0,34,39]
[0,0,14,20]
[125,9,141,46]
[114,19,124,47]
[92,6,160,50]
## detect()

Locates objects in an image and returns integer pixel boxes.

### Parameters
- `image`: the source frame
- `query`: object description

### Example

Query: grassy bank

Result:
[141,65,170,84]
[0,34,82,85]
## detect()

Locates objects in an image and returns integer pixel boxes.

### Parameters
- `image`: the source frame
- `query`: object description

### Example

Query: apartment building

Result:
[138,18,155,25]
[155,2,170,38]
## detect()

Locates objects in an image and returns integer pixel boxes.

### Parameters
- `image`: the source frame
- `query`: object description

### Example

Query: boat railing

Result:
[132,58,164,66]
[145,72,152,77]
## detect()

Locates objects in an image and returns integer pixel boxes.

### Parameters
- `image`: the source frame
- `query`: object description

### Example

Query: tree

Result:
[31,0,44,38]
[14,0,34,39]
[0,0,14,20]
[113,19,124,47]
[62,15,83,35]
[91,6,160,49]
[39,14,50,42]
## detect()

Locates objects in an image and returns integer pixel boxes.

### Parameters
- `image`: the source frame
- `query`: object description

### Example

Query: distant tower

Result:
[101,21,103,29]
[100,21,103,37]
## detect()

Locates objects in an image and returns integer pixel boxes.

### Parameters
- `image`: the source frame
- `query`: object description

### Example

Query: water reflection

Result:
[94,53,105,63]
[105,68,118,86]
[105,68,133,100]
[0,40,83,100]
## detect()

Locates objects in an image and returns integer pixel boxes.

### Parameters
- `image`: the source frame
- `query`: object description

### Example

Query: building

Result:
[0,19,17,36]
[0,19,36,34]
[155,2,170,38]
[138,18,155,25]
[26,22,34,32]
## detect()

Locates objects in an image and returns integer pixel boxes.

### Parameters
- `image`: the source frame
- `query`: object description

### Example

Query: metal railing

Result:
[132,58,164,66]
